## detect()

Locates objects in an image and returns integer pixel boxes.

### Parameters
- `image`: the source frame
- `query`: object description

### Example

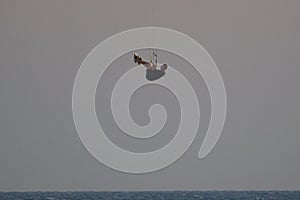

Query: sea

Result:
[0,191,300,200]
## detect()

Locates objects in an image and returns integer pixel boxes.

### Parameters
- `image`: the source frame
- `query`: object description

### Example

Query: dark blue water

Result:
[1,191,300,200]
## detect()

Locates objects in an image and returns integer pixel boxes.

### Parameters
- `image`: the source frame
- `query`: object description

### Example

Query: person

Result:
[133,53,168,81]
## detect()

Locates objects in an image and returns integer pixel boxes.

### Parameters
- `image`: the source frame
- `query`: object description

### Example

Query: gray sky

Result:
[0,0,300,191]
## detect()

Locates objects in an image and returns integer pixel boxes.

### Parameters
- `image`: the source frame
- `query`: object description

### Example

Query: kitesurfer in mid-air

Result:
[133,53,168,81]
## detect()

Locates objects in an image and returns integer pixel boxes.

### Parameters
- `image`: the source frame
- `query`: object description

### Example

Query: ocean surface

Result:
[0,191,300,200]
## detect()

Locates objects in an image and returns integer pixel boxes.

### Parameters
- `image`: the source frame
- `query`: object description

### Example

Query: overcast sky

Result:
[0,0,300,191]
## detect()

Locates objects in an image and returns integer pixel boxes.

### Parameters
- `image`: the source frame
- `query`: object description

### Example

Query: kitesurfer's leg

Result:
[141,61,157,70]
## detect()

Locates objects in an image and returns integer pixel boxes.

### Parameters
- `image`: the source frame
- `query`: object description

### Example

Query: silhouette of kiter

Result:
[133,53,168,81]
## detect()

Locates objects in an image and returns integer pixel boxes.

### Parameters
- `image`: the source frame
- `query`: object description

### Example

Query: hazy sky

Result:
[0,0,300,191]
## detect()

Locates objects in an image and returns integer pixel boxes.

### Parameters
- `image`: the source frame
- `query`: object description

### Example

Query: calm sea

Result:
[0,191,299,200]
